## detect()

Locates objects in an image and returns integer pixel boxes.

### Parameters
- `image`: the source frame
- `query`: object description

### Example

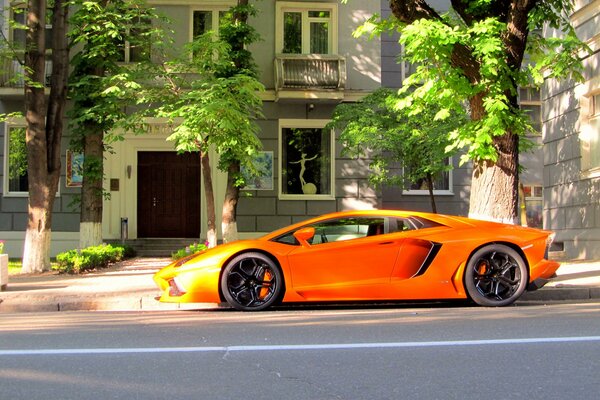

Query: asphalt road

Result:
[1,301,600,400]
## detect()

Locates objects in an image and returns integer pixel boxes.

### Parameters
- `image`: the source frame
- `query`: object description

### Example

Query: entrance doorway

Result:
[137,152,201,238]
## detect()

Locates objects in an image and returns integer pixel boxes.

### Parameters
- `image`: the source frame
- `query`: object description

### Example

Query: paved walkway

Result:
[1,257,599,312]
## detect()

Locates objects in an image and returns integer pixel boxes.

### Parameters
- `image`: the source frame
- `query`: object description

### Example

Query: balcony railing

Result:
[0,58,53,88]
[274,54,346,93]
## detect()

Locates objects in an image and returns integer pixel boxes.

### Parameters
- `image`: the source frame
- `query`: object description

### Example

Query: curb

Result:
[0,294,223,313]
[2,288,599,312]
[521,287,600,302]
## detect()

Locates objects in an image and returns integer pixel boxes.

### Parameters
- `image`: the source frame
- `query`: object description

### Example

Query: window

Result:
[4,124,28,196]
[403,158,453,195]
[272,215,440,246]
[279,120,334,200]
[521,184,543,228]
[119,17,152,63]
[519,87,542,134]
[191,8,228,39]
[118,16,152,63]
[587,94,600,170]
[580,80,600,178]
[10,6,54,51]
[276,2,337,54]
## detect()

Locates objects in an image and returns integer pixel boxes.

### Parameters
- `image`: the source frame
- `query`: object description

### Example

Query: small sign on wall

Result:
[66,150,84,187]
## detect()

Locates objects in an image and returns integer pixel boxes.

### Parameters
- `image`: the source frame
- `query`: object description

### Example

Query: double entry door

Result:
[137,151,201,238]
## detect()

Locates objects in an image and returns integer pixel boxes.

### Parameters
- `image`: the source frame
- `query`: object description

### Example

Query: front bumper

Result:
[153,264,222,304]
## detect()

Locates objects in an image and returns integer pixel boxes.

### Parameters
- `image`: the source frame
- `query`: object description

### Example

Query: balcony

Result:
[274,54,346,102]
[0,58,53,90]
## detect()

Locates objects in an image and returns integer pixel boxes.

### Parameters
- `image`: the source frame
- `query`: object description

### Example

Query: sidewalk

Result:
[1,257,599,312]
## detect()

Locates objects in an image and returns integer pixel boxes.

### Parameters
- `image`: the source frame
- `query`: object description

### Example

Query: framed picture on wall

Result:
[66,150,84,187]
[242,151,274,191]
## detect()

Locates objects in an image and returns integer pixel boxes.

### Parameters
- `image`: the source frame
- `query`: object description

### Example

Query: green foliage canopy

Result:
[328,88,466,189]
[353,0,587,165]
[159,10,264,183]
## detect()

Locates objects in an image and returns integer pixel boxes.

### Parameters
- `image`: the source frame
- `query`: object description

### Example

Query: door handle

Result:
[378,241,394,245]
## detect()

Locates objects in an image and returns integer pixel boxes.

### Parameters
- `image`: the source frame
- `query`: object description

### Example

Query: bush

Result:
[171,242,208,260]
[55,244,135,274]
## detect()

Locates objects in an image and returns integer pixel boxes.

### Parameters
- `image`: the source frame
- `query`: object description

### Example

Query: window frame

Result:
[579,76,600,179]
[275,1,338,55]
[8,4,54,52]
[118,15,153,64]
[189,4,233,42]
[278,119,335,201]
[401,157,454,196]
[3,120,28,197]
[519,87,542,136]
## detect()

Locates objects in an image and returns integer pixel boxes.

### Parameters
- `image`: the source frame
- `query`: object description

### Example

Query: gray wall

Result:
[542,4,600,260]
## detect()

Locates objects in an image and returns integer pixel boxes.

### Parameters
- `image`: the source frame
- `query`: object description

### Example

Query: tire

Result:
[464,244,528,307]
[221,252,283,311]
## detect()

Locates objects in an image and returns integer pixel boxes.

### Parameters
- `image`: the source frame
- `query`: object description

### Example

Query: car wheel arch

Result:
[217,249,286,303]
[463,242,530,306]
[467,241,530,273]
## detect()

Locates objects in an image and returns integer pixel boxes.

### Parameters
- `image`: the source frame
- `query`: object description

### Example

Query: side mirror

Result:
[293,227,315,248]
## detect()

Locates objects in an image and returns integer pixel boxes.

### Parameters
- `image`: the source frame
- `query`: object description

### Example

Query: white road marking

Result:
[2,336,600,356]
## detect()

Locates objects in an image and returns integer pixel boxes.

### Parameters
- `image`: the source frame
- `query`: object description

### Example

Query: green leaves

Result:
[327,88,465,190]
[358,0,585,165]
[159,20,264,182]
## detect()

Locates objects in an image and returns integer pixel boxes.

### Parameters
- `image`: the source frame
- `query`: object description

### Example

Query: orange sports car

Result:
[154,210,559,311]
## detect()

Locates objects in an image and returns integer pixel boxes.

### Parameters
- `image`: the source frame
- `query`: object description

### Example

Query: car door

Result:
[286,216,403,300]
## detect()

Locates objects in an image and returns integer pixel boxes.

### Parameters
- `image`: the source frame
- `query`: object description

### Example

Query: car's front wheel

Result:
[221,252,283,311]
[464,244,528,307]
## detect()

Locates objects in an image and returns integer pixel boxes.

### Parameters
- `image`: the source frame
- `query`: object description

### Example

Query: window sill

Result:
[279,194,335,201]
[402,190,454,196]
[581,167,600,180]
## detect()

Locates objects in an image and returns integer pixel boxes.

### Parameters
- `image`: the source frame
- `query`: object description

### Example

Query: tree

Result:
[159,32,264,246]
[216,0,261,243]
[328,88,465,213]
[21,0,69,272]
[68,0,163,248]
[356,0,586,223]
[159,1,263,245]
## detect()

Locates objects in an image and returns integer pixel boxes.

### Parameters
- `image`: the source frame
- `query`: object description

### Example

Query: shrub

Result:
[171,242,208,260]
[55,244,134,274]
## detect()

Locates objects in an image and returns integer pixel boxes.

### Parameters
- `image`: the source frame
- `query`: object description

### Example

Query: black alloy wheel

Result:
[221,252,283,311]
[464,244,528,307]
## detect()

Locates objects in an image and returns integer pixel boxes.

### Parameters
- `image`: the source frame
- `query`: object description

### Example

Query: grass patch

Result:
[8,259,59,275]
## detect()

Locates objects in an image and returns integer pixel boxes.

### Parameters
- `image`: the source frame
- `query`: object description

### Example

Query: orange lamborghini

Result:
[154,210,559,311]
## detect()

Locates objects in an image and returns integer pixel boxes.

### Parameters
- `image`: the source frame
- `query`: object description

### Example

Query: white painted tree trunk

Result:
[22,228,51,273]
[79,221,103,249]
[206,227,218,248]
[222,221,238,244]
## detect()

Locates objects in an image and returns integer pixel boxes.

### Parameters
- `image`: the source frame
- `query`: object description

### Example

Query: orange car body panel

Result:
[154,210,560,305]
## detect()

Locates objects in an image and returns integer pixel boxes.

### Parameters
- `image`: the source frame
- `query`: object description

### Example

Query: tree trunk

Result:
[222,162,240,243]
[467,95,519,224]
[79,124,104,248]
[201,151,217,248]
[425,173,437,214]
[22,0,68,273]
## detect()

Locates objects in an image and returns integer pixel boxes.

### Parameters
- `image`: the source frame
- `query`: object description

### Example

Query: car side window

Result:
[310,217,386,244]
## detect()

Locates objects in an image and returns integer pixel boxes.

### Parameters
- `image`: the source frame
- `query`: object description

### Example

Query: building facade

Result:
[1,0,587,260]
[543,0,600,259]
[1,0,383,256]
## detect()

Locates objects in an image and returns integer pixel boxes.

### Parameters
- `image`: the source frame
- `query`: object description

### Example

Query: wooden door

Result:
[137,152,200,238]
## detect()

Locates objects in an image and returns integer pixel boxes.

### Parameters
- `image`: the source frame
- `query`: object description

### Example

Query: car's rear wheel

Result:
[464,244,528,307]
[221,252,283,311]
